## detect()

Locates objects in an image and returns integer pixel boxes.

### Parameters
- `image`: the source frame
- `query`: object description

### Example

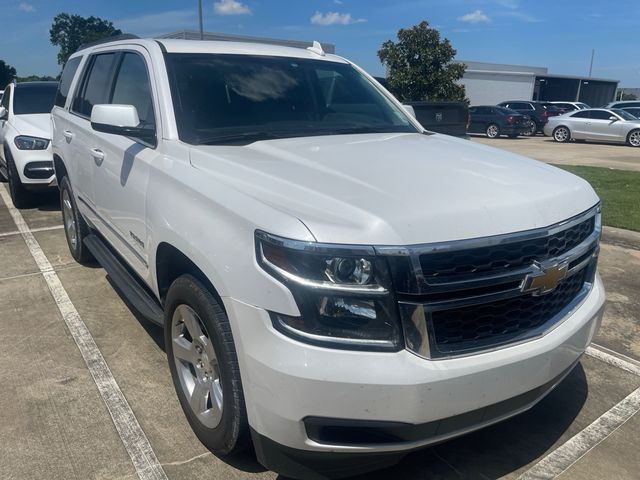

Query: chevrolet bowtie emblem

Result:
[522,261,569,296]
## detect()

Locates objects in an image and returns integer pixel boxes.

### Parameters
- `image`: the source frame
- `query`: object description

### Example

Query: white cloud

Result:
[310,11,366,26]
[18,2,35,12]
[458,10,490,24]
[213,0,251,15]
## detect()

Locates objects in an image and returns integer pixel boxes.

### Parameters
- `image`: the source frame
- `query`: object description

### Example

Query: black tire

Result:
[523,121,537,136]
[165,275,250,455]
[59,176,94,263]
[5,149,32,208]
[627,129,640,147]
[553,126,571,143]
[485,123,500,138]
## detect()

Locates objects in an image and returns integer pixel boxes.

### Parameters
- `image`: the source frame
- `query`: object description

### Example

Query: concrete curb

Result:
[602,226,640,251]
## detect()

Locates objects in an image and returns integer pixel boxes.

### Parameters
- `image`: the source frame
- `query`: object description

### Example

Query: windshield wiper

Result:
[197,131,286,145]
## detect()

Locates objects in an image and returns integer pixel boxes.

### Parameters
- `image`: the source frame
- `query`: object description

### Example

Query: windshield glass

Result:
[612,109,638,121]
[165,53,417,145]
[13,83,58,115]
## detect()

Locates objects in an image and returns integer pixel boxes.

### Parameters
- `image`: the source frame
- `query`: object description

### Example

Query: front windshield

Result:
[612,109,638,121]
[13,83,58,115]
[165,53,418,145]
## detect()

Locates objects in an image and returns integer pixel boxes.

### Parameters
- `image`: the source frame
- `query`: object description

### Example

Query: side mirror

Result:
[90,104,155,145]
[0,106,7,120]
[609,116,618,122]
[403,104,416,119]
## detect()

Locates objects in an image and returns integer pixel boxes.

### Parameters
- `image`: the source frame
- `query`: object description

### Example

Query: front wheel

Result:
[60,176,94,263]
[6,150,32,208]
[553,126,571,143]
[523,121,537,136]
[486,123,500,138]
[627,129,640,147]
[165,275,250,455]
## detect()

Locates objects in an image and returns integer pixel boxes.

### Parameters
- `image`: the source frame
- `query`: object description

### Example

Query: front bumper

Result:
[225,274,605,478]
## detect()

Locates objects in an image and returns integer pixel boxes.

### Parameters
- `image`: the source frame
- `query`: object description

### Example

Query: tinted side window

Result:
[111,53,155,126]
[1,86,10,110]
[590,110,613,120]
[72,53,117,117]
[571,111,590,119]
[510,102,532,110]
[55,57,82,108]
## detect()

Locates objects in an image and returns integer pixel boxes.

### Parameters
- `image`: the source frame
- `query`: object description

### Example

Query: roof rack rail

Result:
[76,34,140,52]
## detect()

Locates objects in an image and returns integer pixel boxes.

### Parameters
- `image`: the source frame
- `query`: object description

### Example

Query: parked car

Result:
[604,100,640,109]
[52,37,605,480]
[497,101,562,135]
[373,78,470,137]
[549,101,590,112]
[468,105,529,138]
[0,81,58,207]
[621,107,640,119]
[544,108,640,147]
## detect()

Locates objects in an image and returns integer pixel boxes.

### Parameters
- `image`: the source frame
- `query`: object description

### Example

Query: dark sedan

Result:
[468,106,530,138]
[497,101,562,135]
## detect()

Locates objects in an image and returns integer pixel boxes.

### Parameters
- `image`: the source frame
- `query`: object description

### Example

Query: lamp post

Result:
[198,0,204,40]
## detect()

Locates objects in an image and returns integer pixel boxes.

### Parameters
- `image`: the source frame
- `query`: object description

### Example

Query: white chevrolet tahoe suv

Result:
[51,37,605,479]
[0,81,58,207]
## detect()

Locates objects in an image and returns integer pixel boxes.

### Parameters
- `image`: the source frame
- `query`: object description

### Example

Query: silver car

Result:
[544,108,640,147]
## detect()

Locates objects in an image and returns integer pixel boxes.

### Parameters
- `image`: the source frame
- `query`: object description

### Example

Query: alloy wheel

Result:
[629,131,640,147]
[486,125,499,138]
[62,189,77,250]
[554,127,569,143]
[171,304,223,428]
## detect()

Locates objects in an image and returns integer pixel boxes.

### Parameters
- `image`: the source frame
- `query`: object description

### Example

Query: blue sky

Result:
[2,0,639,86]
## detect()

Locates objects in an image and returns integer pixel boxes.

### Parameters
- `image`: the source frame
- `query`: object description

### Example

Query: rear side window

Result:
[590,110,613,120]
[72,53,117,117]
[55,57,82,108]
[509,102,532,110]
[110,52,155,126]
[571,111,590,119]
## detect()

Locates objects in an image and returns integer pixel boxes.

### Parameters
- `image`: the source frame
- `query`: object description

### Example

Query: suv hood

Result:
[11,114,52,139]
[190,133,599,245]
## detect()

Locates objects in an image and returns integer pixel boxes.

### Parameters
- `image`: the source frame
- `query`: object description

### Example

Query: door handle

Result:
[63,130,74,140]
[90,148,105,162]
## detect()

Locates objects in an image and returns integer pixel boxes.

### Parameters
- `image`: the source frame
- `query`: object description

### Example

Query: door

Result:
[586,110,623,141]
[0,85,12,165]
[566,110,591,139]
[91,48,159,276]
[66,52,119,218]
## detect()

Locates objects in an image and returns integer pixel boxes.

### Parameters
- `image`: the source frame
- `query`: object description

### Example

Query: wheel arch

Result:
[53,153,68,185]
[155,242,225,311]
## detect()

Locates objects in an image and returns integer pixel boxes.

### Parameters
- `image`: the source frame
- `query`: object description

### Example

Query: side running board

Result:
[84,234,164,326]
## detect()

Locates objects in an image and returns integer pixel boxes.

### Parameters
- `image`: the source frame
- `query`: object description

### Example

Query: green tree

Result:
[50,13,122,65]
[0,60,17,88]
[621,92,637,101]
[378,21,467,102]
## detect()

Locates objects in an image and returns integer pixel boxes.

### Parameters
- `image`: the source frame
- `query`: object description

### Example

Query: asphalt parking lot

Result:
[471,135,640,172]
[1,173,639,479]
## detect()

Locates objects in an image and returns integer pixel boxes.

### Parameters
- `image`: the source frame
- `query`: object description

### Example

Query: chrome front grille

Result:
[378,206,601,359]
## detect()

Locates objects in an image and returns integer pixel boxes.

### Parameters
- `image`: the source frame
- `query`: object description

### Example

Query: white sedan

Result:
[544,108,640,147]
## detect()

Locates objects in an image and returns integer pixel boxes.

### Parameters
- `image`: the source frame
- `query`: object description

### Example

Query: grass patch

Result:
[552,165,640,232]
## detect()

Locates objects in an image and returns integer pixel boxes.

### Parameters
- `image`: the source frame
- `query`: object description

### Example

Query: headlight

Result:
[14,135,49,150]
[256,231,402,351]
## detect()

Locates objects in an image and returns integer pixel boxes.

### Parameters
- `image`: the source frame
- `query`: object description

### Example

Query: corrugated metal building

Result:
[460,61,619,107]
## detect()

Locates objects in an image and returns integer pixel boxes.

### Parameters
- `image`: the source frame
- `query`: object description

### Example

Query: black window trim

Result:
[69,48,158,149]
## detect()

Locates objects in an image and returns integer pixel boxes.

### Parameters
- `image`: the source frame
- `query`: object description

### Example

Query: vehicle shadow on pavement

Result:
[346,363,588,479]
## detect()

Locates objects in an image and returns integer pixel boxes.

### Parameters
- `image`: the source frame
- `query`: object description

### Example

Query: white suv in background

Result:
[51,37,605,479]
[0,81,58,207]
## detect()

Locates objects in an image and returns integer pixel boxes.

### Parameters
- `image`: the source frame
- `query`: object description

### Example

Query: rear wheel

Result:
[627,129,640,147]
[485,123,500,138]
[165,275,250,455]
[553,126,571,143]
[6,149,32,209]
[60,176,94,263]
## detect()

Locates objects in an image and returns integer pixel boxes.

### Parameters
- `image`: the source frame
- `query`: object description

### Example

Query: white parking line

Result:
[587,344,640,377]
[518,387,640,479]
[0,224,64,238]
[0,186,168,480]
